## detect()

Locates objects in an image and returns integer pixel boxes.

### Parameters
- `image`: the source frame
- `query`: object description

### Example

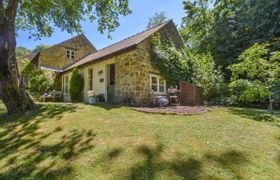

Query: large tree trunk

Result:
[0,1,35,115]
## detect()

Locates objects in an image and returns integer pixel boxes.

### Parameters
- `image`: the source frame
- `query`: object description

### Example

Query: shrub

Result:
[69,68,84,102]
[229,79,269,106]
[229,42,280,109]
[21,61,54,98]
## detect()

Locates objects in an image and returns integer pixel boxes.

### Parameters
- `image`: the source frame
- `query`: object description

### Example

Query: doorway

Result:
[107,64,115,102]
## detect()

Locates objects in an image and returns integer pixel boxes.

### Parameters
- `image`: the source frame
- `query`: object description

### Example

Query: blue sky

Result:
[16,0,185,50]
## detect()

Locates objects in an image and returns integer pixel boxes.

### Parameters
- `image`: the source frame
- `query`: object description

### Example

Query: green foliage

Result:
[271,80,280,103]
[229,80,269,105]
[229,43,280,107]
[147,11,168,29]
[181,0,213,52]
[150,33,194,85]
[16,46,31,58]
[181,0,280,79]
[190,53,227,102]
[16,0,131,39]
[21,61,54,97]
[69,68,84,102]
[16,45,51,58]
[32,44,51,53]
[150,33,227,103]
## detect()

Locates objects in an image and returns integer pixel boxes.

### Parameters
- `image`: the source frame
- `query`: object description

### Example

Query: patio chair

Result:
[41,90,62,102]
[168,87,181,106]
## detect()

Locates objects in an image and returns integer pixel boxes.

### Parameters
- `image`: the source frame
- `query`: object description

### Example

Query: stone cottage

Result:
[21,34,97,89]
[60,20,184,105]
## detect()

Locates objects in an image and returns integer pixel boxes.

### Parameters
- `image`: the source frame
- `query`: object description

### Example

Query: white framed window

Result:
[150,74,166,94]
[66,49,75,60]
[63,75,69,94]
[88,68,93,90]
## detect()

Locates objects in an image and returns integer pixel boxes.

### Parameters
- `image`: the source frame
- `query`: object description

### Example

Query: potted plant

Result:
[87,90,97,104]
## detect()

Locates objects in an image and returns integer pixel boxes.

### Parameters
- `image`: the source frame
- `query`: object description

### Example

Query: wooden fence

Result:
[179,81,203,106]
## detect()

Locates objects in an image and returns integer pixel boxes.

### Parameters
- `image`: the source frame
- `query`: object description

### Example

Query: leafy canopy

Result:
[15,0,131,39]
[229,43,280,105]
[190,53,226,101]
[181,0,280,78]
[147,11,168,29]
[32,44,51,53]
[16,46,31,58]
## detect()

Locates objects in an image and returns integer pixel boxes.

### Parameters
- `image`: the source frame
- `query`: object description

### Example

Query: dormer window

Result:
[66,49,75,60]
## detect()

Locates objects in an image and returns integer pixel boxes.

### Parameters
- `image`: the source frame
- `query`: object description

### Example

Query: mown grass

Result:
[0,102,279,179]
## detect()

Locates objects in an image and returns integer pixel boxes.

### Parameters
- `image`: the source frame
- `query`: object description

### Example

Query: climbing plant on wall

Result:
[150,33,194,85]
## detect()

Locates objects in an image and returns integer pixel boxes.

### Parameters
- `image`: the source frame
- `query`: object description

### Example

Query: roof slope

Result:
[20,52,39,61]
[63,21,173,72]
[36,34,96,54]
[19,34,96,61]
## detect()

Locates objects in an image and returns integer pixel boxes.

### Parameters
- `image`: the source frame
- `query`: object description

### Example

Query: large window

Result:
[66,49,75,60]
[150,74,166,94]
[88,68,93,90]
[63,75,69,94]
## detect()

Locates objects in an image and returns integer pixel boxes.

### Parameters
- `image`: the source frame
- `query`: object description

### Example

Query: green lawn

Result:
[0,102,279,179]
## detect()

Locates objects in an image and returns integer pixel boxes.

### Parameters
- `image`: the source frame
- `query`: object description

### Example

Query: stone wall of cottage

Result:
[114,25,184,105]
[58,22,184,105]
[39,35,96,69]
[114,40,160,105]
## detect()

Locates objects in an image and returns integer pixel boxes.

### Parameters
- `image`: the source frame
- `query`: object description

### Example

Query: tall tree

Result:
[181,0,280,79]
[147,11,168,29]
[0,0,131,115]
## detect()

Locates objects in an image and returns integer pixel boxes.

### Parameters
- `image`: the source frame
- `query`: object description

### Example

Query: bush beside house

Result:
[69,68,84,102]
[21,59,54,98]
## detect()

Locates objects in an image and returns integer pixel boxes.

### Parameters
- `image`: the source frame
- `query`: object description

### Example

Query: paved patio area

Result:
[133,106,209,115]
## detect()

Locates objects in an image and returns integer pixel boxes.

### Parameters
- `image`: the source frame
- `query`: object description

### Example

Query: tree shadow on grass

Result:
[129,142,249,179]
[92,103,123,110]
[229,107,280,123]
[0,103,95,179]
[0,103,81,124]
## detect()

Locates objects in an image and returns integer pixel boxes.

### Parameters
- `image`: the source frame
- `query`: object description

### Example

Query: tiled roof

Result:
[20,52,39,61]
[63,21,172,72]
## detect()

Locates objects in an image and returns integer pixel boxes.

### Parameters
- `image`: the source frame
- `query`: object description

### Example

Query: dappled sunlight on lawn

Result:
[0,103,95,179]
[0,102,279,179]
[229,107,280,123]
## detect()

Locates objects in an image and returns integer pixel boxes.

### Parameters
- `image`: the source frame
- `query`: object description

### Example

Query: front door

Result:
[107,64,115,102]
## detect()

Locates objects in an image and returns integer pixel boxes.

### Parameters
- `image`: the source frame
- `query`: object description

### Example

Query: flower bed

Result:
[134,106,209,115]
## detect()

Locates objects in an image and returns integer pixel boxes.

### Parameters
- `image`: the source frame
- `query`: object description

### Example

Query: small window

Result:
[66,49,75,60]
[88,68,93,91]
[151,76,158,92]
[150,75,166,94]
[159,78,165,93]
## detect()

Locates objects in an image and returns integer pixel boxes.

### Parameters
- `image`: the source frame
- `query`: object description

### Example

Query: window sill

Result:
[151,92,167,95]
